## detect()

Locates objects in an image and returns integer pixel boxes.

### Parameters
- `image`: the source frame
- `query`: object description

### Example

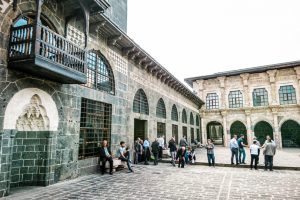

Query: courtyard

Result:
[4,163,300,200]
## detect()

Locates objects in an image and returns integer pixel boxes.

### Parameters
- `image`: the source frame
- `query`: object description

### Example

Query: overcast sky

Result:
[127,0,300,88]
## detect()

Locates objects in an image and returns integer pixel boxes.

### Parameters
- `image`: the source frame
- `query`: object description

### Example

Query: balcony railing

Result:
[8,23,87,84]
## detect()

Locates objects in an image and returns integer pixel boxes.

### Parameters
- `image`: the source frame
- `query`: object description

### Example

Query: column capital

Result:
[240,73,250,86]
[217,76,226,88]
[267,69,278,83]
[220,110,227,117]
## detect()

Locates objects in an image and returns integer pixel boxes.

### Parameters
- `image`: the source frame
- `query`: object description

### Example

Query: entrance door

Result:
[157,122,166,143]
[281,120,300,147]
[191,128,195,143]
[254,121,273,145]
[207,121,223,145]
[182,126,187,140]
[230,121,247,144]
[134,119,147,141]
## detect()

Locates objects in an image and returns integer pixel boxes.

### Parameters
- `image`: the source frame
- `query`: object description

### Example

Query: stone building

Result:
[0,0,203,196]
[185,61,300,149]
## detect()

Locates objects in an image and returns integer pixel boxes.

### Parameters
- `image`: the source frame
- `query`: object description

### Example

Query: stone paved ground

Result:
[195,147,300,167]
[4,164,300,200]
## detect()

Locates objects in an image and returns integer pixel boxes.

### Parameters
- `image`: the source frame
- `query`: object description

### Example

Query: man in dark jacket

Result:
[179,136,188,147]
[151,139,160,165]
[99,140,113,175]
[176,146,186,168]
[169,137,177,166]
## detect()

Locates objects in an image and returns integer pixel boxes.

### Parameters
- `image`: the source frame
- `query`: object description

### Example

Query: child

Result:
[250,140,260,170]
[176,146,186,168]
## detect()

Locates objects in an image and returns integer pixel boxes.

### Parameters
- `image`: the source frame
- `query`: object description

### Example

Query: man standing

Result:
[143,138,150,165]
[168,137,177,167]
[250,140,260,170]
[99,140,113,175]
[205,139,215,167]
[151,138,160,165]
[117,141,134,173]
[158,135,164,160]
[230,134,239,165]
[263,135,276,171]
[179,135,188,147]
[238,134,247,164]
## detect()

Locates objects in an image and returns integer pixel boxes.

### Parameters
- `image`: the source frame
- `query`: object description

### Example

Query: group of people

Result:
[230,134,277,170]
[99,134,277,175]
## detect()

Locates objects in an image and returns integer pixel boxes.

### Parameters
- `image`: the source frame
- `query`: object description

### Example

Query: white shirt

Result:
[250,144,259,155]
[158,137,164,147]
[229,138,238,149]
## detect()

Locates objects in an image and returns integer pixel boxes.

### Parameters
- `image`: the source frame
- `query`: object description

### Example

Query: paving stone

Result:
[4,164,300,200]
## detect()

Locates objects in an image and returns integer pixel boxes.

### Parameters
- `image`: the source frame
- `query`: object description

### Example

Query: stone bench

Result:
[100,158,127,172]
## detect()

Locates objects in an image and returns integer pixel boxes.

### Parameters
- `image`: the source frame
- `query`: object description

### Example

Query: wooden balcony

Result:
[8,23,87,84]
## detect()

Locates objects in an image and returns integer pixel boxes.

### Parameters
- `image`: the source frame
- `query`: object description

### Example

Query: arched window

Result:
[156,98,166,119]
[196,115,200,126]
[171,104,178,121]
[133,89,149,115]
[279,85,296,105]
[182,109,187,123]
[190,113,194,125]
[228,90,243,108]
[206,93,219,109]
[253,88,268,107]
[86,51,115,94]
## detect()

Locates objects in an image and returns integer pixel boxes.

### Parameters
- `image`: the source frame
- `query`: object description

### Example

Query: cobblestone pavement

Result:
[195,147,300,167]
[4,164,300,200]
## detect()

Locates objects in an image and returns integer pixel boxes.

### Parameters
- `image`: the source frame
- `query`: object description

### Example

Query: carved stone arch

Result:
[4,88,59,131]
[278,116,300,128]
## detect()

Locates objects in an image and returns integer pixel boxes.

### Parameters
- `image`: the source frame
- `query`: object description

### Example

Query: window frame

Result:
[279,85,297,105]
[206,93,219,109]
[133,89,149,115]
[228,90,243,108]
[252,88,269,107]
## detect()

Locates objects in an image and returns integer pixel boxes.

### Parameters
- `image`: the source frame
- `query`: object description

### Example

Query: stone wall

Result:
[0,0,201,196]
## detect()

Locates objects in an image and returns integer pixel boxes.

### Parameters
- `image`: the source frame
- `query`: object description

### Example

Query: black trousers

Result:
[153,153,158,165]
[265,155,273,170]
[178,157,185,168]
[250,154,258,169]
[158,146,163,159]
[231,148,238,164]
[101,157,113,174]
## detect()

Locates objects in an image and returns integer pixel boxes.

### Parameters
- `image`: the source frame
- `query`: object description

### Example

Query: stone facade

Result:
[189,65,300,149]
[0,0,202,197]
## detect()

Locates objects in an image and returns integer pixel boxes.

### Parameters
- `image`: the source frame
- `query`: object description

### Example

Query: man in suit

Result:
[99,140,113,175]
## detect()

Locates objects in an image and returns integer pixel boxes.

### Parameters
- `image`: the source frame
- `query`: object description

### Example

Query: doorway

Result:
[134,119,147,141]
[207,121,223,145]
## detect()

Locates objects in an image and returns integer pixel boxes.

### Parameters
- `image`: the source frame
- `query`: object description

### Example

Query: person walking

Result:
[262,135,276,171]
[143,138,150,165]
[230,134,239,165]
[253,136,261,164]
[250,140,260,170]
[205,139,215,167]
[179,135,188,147]
[99,140,113,175]
[176,146,186,168]
[151,138,160,165]
[168,137,177,166]
[238,134,247,164]
[117,141,134,173]
[134,139,142,164]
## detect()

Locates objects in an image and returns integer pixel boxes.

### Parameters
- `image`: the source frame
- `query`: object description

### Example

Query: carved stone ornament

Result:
[0,0,12,13]
[16,94,50,131]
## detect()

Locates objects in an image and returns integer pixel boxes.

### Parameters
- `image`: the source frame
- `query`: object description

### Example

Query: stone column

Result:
[217,76,226,108]
[267,70,278,105]
[245,110,252,145]
[272,107,281,148]
[221,111,228,147]
[200,111,206,143]
[240,73,250,107]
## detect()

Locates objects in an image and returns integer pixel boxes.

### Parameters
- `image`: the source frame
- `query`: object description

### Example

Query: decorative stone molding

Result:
[0,0,12,13]
[217,76,226,88]
[4,88,59,131]
[16,95,50,131]
[267,70,278,83]
[240,73,249,86]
